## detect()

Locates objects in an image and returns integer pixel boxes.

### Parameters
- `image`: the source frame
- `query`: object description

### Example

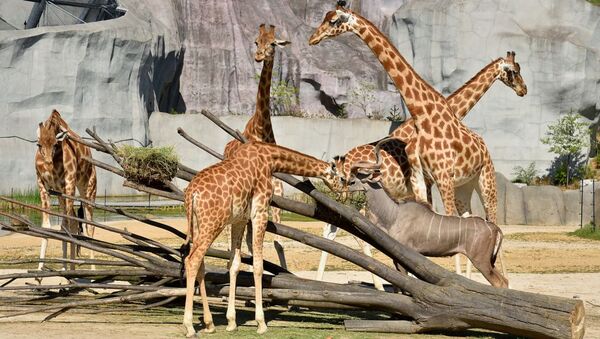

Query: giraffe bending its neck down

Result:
[222,24,291,267]
[183,142,341,337]
[336,52,527,219]
[35,109,97,271]
[310,5,527,224]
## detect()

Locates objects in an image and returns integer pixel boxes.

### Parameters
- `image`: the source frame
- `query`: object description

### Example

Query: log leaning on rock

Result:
[40,120,585,338]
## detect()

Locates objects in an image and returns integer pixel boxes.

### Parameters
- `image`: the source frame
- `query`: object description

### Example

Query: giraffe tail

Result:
[76,205,84,256]
[180,193,197,285]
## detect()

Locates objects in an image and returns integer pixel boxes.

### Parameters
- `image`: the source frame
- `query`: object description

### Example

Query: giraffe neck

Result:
[243,57,276,143]
[261,143,330,177]
[446,59,502,120]
[351,15,445,116]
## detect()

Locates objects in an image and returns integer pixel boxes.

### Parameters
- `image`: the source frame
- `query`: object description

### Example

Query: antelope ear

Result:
[37,122,43,139]
[56,130,68,141]
[274,39,291,47]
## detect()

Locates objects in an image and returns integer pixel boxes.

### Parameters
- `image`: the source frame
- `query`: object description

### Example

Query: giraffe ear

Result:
[335,10,351,23]
[274,39,291,47]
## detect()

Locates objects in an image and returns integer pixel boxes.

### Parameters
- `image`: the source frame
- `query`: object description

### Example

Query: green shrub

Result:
[569,224,600,241]
[511,162,538,185]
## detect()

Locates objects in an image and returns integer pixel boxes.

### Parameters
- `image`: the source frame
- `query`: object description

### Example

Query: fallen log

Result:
[56,124,586,338]
[190,111,586,338]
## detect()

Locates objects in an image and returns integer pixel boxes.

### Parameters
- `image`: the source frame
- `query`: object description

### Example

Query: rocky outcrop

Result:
[0,0,184,194]
[1,0,599,197]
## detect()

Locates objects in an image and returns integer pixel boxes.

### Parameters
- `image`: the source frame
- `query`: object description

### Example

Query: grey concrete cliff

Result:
[0,0,184,194]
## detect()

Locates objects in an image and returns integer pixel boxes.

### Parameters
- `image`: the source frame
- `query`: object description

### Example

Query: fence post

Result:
[580,178,584,228]
[593,179,596,232]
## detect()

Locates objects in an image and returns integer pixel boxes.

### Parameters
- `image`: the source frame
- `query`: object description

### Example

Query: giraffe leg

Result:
[226,223,245,332]
[476,163,506,280]
[62,176,78,271]
[436,173,460,275]
[183,243,203,337]
[197,262,215,333]
[407,145,428,203]
[271,179,287,269]
[79,174,97,270]
[251,202,270,334]
[316,223,338,281]
[37,177,51,272]
[456,184,475,278]
[355,237,384,291]
[57,197,70,270]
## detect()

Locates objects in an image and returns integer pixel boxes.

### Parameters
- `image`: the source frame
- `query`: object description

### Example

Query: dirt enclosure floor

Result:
[0,219,599,338]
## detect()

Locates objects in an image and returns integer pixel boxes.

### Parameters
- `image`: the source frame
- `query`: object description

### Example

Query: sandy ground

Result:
[0,219,599,338]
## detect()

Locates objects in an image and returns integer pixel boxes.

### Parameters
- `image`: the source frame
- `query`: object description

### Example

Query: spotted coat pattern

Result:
[181,142,342,337]
[35,109,97,270]
[310,7,527,224]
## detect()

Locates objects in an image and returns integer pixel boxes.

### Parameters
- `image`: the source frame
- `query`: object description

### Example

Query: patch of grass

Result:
[588,0,600,5]
[117,145,179,186]
[0,188,41,208]
[568,224,600,240]
[280,211,316,222]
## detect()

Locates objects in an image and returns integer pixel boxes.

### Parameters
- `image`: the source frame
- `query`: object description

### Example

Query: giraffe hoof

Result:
[202,323,216,334]
[256,323,268,334]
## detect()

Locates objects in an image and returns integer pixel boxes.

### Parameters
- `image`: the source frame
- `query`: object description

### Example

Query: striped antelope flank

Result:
[349,178,508,288]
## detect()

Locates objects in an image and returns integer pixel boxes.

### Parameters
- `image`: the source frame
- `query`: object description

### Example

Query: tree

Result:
[540,111,590,185]
[349,81,376,117]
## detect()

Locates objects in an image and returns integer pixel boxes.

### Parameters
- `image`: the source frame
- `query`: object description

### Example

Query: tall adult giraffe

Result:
[183,142,342,337]
[337,52,527,216]
[35,109,97,271]
[309,4,526,223]
[223,24,290,268]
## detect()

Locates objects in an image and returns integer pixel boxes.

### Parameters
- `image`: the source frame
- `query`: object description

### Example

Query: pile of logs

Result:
[0,111,585,338]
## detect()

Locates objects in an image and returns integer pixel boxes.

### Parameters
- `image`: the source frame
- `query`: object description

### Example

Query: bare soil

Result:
[1,219,599,338]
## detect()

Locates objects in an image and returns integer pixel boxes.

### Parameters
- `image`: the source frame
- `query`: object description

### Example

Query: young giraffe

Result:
[309,4,526,223]
[222,24,290,267]
[35,109,97,271]
[183,141,342,337]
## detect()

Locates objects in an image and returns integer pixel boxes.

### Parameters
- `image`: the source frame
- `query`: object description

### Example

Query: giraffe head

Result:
[308,1,358,45]
[321,160,346,193]
[254,24,290,62]
[497,51,527,97]
[36,110,68,165]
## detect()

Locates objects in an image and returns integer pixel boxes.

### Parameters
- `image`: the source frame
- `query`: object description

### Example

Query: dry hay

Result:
[117,145,179,186]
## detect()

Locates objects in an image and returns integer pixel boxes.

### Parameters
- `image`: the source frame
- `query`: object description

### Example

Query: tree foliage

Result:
[540,112,589,157]
[349,81,376,117]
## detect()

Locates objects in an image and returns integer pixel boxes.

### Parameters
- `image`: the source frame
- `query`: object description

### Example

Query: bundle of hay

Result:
[117,145,179,187]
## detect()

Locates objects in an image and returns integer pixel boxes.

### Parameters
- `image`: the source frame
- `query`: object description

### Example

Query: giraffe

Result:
[337,52,527,213]
[309,4,527,223]
[35,109,97,271]
[310,4,525,277]
[222,24,290,268]
[182,141,342,337]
